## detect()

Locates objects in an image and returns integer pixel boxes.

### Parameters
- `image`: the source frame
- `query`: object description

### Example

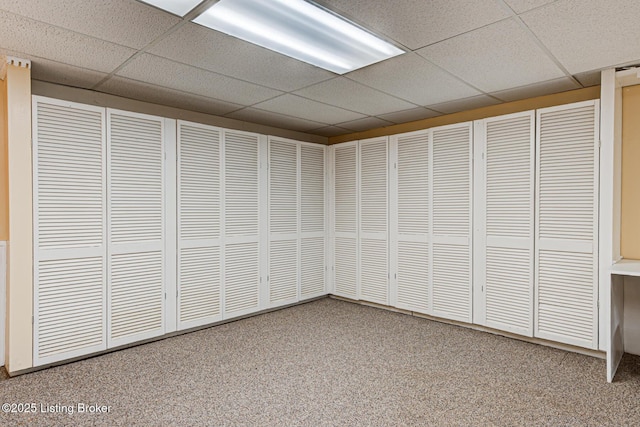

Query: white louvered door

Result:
[300,144,326,299]
[177,121,222,329]
[535,100,599,349]
[431,123,473,323]
[33,97,107,366]
[107,110,166,347]
[391,130,430,314]
[476,112,535,336]
[269,137,299,306]
[223,130,261,318]
[333,142,358,299]
[359,137,388,305]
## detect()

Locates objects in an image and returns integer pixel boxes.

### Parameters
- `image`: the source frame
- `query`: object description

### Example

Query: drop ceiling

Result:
[1,0,639,138]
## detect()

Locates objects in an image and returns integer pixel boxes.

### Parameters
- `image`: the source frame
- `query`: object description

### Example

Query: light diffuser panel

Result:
[193,0,404,74]
[139,0,202,17]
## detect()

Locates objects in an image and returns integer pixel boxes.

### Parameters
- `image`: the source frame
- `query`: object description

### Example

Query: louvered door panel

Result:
[269,240,298,303]
[108,110,165,347]
[224,130,261,317]
[33,97,107,366]
[394,130,430,313]
[359,137,388,305]
[482,112,534,336]
[535,101,599,349]
[177,121,222,329]
[334,142,358,299]
[301,145,325,298]
[431,124,472,322]
[269,139,299,306]
[301,237,325,297]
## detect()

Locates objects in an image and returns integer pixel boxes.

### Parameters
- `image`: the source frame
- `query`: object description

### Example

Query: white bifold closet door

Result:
[107,110,166,347]
[223,130,262,318]
[431,123,473,323]
[300,144,326,299]
[333,142,358,299]
[390,129,430,314]
[177,121,222,330]
[359,137,389,305]
[268,138,299,306]
[33,97,107,365]
[475,112,535,336]
[535,100,599,349]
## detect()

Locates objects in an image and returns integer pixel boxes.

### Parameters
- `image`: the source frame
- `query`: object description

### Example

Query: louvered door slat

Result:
[301,237,325,297]
[269,240,298,303]
[482,112,534,336]
[108,111,165,347]
[359,137,388,305]
[33,97,107,366]
[224,130,260,317]
[535,101,599,349]
[431,124,472,322]
[335,237,357,298]
[395,130,430,313]
[177,121,222,329]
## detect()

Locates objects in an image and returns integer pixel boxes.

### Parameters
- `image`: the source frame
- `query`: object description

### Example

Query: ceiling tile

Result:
[148,23,334,92]
[418,19,565,93]
[318,0,509,49]
[30,57,108,89]
[574,70,602,88]
[309,126,352,137]
[377,107,442,124]
[97,76,244,116]
[427,95,502,114]
[503,0,556,13]
[336,116,393,132]
[293,77,416,116]
[521,0,640,74]
[0,0,180,49]
[114,54,283,105]
[0,10,136,73]
[490,77,580,102]
[226,108,327,132]
[252,94,366,124]
[347,53,480,106]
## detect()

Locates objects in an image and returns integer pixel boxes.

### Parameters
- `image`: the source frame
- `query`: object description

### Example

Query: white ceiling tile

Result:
[377,107,442,124]
[0,0,180,49]
[309,126,352,137]
[252,94,366,124]
[148,23,334,91]
[490,77,580,102]
[521,0,640,74]
[226,108,327,132]
[347,53,480,106]
[417,19,565,93]
[114,54,283,105]
[30,58,108,89]
[318,0,509,49]
[574,70,602,88]
[293,77,416,116]
[503,0,556,13]
[0,10,136,73]
[336,116,393,132]
[427,95,502,114]
[97,76,244,116]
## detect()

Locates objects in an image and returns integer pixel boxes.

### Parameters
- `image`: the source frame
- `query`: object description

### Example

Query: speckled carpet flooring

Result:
[1,297,639,426]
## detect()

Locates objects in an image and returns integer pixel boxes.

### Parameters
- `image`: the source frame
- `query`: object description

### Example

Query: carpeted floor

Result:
[1,297,639,426]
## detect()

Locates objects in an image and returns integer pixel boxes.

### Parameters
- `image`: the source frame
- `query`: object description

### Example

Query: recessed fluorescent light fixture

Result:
[193,0,405,74]
[138,0,202,17]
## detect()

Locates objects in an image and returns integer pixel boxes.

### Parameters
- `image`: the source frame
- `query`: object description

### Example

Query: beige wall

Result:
[0,77,7,241]
[621,85,640,259]
[329,86,601,144]
[5,63,32,373]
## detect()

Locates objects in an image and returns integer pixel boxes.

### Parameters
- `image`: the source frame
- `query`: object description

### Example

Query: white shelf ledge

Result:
[610,259,640,277]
